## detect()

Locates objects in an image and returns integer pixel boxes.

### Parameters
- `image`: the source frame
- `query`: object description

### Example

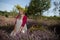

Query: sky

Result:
[0,0,30,12]
[43,0,60,16]
[0,0,60,16]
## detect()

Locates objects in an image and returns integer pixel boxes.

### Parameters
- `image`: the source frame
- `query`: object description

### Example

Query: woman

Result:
[10,9,27,36]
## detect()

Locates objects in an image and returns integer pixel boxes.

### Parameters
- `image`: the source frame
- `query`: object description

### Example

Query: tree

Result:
[0,10,9,17]
[10,8,18,17]
[27,0,50,16]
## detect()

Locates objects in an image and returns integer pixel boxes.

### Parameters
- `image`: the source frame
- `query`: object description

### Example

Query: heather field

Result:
[0,16,60,40]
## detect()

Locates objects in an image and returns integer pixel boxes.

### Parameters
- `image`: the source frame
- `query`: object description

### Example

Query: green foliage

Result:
[30,26,46,32]
[0,11,9,17]
[5,14,8,17]
[27,0,50,16]
[0,10,18,17]
[10,8,18,17]
[39,16,60,20]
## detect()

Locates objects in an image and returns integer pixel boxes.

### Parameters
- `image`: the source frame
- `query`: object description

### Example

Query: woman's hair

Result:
[24,12,28,16]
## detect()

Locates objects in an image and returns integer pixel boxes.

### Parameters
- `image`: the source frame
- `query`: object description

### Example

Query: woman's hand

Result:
[19,26,24,32]
[13,26,16,32]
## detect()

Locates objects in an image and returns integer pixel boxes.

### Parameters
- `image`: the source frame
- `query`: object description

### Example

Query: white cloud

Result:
[43,0,60,16]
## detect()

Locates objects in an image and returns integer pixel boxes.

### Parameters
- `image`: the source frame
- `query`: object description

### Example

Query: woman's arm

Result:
[13,15,19,32]
[21,16,27,27]
[14,15,19,27]
[13,19,17,32]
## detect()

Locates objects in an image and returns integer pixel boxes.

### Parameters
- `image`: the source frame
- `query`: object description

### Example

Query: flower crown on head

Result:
[15,4,25,11]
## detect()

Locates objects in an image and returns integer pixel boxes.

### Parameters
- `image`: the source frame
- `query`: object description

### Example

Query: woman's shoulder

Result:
[23,15,27,19]
[24,15,27,17]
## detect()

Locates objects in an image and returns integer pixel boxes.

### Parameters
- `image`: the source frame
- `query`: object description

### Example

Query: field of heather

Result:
[0,16,60,40]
